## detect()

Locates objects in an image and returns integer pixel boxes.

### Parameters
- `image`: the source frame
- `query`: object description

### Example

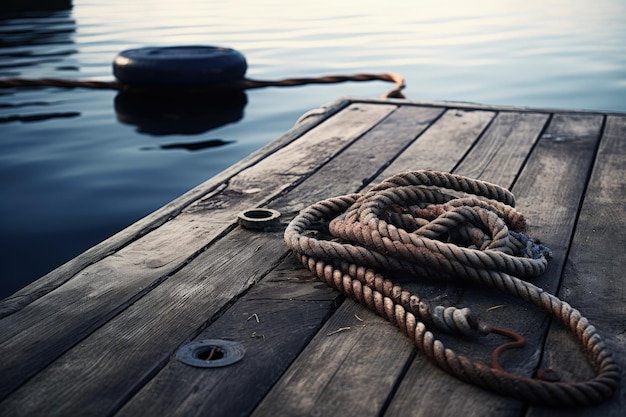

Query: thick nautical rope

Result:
[284,170,619,406]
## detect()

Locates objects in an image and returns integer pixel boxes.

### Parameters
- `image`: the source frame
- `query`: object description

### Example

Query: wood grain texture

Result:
[354,96,625,116]
[273,105,446,216]
[454,111,548,185]
[252,302,415,417]
[115,255,340,417]
[526,115,626,417]
[376,108,496,180]
[384,113,606,416]
[0,228,290,417]
[0,103,396,404]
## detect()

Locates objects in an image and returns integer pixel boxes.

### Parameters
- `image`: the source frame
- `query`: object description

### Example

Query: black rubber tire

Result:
[113,45,247,86]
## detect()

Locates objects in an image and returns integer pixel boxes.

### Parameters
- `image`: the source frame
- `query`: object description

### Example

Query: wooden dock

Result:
[0,98,624,416]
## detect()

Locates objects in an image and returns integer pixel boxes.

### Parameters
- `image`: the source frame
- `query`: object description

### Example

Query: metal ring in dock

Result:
[176,339,245,368]
[237,208,281,230]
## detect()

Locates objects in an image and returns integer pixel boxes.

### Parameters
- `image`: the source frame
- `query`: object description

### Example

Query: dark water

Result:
[1,0,625,299]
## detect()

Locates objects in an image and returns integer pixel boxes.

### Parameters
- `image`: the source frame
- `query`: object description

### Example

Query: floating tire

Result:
[113,45,247,86]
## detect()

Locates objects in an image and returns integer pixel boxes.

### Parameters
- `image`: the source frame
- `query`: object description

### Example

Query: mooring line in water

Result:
[0,73,405,99]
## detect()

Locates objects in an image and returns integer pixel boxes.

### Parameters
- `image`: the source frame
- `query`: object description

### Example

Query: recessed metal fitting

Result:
[237,208,280,230]
[176,339,245,368]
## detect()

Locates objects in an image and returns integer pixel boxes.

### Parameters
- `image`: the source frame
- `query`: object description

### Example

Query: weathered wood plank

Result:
[254,302,414,417]
[526,115,626,417]
[377,108,496,180]
[0,103,396,403]
[0,98,352,316]
[110,105,446,417]
[274,105,447,215]
[384,113,606,416]
[115,255,340,417]
[250,110,532,417]
[0,227,288,416]
[454,111,549,185]
[355,96,625,116]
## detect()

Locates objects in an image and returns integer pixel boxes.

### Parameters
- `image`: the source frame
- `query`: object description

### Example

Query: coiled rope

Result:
[284,170,619,406]
[0,73,405,98]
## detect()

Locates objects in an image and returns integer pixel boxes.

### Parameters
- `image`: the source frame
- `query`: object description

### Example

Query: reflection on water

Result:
[0,11,76,70]
[1,0,625,299]
[158,139,234,152]
[114,90,247,136]
[0,10,79,121]
[2,1,72,12]
[0,111,79,123]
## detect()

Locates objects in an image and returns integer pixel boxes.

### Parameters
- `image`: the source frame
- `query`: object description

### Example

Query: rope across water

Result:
[284,170,619,406]
[0,73,405,99]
